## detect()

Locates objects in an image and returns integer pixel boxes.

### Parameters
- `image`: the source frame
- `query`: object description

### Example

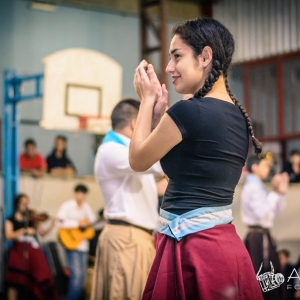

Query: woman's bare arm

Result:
[129,61,182,171]
[5,220,26,240]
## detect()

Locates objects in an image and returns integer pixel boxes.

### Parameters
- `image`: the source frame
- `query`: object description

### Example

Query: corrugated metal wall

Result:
[213,0,300,63]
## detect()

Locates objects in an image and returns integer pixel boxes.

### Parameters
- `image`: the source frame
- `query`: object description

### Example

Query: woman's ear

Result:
[200,46,213,69]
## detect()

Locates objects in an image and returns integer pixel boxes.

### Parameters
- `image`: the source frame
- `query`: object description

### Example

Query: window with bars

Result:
[229,52,300,160]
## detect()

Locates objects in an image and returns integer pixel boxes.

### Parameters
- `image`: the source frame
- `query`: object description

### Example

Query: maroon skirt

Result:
[6,241,59,300]
[143,224,264,300]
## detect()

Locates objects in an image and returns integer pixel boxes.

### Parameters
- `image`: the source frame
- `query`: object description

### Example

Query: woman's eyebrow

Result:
[169,48,181,55]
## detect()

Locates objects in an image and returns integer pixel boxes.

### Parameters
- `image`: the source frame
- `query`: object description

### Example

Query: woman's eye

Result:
[174,54,180,59]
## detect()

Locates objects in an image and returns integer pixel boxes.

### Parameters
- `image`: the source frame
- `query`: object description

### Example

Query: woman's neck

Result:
[15,211,25,221]
[55,150,63,158]
[209,75,227,93]
[204,75,233,103]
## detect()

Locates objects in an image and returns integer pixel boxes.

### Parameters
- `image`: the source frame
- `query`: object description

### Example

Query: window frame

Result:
[234,51,300,159]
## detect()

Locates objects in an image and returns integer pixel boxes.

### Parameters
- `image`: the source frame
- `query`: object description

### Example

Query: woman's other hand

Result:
[25,227,36,236]
[152,83,168,129]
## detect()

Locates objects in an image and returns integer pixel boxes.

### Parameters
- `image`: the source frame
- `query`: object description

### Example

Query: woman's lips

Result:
[172,76,180,84]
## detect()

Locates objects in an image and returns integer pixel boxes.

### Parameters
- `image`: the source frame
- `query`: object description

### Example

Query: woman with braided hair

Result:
[130,18,263,300]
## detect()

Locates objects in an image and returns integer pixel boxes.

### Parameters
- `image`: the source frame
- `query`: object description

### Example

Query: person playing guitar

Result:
[56,184,96,300]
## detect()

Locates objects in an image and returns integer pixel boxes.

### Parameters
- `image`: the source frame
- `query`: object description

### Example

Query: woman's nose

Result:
[165,60,174,73]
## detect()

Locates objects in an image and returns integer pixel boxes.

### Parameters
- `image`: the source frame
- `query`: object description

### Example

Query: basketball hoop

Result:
[78,115,111,134]
[79,116,89,130]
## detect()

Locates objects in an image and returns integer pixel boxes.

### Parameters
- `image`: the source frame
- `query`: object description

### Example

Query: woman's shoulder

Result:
[168,98,199,112]
[46,153,55,160]
[7,214,16,221]
[6,215,18,227]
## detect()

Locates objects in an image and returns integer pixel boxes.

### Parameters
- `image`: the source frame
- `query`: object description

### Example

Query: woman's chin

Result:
[174,85,185,94]
[174,86,193,95]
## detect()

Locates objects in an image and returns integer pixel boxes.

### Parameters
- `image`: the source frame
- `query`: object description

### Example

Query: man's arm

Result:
[156,177,168,197]
[243,177,287,219]
[243,184,275,219]
[85,204,97,225]
[56,203,79,228]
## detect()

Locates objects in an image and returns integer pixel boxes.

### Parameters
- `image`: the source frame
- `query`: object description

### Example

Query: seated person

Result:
[282,149,300,183]
[294,258,300,299]
[19,139,47,177]
[5,193,58,300]
[278,249,295,300]
[46,135,76,176]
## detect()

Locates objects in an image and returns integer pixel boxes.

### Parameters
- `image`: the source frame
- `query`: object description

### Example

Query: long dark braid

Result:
[224,73,262,155]
[194,59,223,98]
[173,18,262,156]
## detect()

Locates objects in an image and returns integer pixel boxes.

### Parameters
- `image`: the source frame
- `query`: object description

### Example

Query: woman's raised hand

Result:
[134,60,162,103]
[134,60,169,128]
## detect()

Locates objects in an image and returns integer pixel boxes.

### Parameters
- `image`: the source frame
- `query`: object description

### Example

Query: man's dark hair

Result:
[74,184,88,193]
[290,149,300,157]
[279,249,290,258]
[24,139,36,147]
[246,155,262,173]
[111,99,140,130]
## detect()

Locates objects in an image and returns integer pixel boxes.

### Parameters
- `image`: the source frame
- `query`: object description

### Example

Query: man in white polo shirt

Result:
[91,99,164,300]
[56,184,96,300]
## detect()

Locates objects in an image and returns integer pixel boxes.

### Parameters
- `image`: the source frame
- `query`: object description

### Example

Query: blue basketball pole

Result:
[2,70,44,220]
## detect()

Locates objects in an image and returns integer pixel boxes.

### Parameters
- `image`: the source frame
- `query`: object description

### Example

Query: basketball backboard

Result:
[40,48,123,134]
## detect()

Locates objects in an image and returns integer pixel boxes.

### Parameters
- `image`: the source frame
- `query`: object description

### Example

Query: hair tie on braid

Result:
[251,136,263,157]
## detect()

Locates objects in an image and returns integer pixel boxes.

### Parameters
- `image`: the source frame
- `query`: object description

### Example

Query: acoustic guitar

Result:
[58,221,96,250]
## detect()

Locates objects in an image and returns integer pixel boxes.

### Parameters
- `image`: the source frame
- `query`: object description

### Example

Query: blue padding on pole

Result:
[2,70,44,221]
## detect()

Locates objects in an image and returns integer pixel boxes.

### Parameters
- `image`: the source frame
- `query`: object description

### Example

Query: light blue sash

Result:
[158,204,233,241]
[102,130,127,146]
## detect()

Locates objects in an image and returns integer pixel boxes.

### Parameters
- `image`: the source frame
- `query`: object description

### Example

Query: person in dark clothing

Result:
[130,17,264,300]
[279,249,297,300]
[5,194,58,300]
[47,135,76,176]
[282,149,300,183]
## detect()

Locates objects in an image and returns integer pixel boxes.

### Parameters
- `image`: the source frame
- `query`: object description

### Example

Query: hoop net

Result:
[79,115,111,134]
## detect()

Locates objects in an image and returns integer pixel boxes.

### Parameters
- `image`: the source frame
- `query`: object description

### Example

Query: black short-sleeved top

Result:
[46,154,76,173]
[160,97,249,215]
[8,215,34,231]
